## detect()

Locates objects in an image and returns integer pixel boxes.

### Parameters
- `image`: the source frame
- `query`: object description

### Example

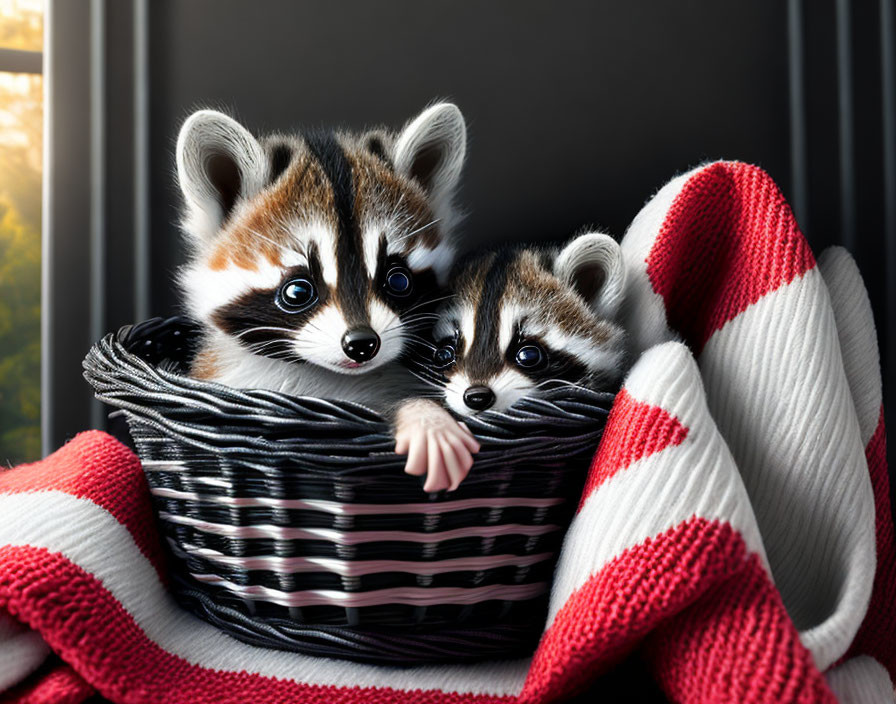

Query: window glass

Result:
[0,0,42,465]
[0,0,42,52]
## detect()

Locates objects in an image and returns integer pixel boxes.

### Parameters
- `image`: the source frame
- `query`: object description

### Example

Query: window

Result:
[0,0,43,466]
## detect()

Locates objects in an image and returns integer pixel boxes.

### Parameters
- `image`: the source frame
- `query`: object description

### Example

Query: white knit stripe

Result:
[817,246,884,446]
[0,492,530,697]
[698,266,875,671]
[0,612,51,692]
[547,342,766,625]
[618,168,699,355]
[825,656,895,703]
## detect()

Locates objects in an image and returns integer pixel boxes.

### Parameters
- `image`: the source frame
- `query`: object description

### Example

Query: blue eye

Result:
[385,266,413,297]
[277,277,317,312]
[515,343,545,369]
[433,345,456,369]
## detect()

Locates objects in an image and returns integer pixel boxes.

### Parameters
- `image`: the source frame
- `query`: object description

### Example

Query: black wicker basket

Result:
[83,318,614,665]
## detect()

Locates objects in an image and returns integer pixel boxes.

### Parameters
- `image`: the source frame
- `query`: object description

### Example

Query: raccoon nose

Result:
[463,386,495,411]
[342,327,381,362]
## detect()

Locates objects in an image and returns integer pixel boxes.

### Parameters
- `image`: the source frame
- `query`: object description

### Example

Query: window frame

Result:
[41,0,150,454]
[0,47,42,74]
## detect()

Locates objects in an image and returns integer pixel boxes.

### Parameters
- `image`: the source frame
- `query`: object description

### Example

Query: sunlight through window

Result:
[0,0,43,465]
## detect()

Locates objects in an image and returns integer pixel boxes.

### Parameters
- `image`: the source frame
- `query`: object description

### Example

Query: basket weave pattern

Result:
[83,318,613,664]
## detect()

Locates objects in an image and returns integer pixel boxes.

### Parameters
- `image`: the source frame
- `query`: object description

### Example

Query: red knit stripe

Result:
[521,517,832,703]
[0,432,166,579]
[0,545,514,704]
[646,162,816,354]
[578,389,689,512]
[0,660,94,704]
[845,407,896,677]
[643,553,836,704]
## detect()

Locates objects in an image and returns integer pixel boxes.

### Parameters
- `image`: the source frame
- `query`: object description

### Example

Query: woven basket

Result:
[83,317,614,665]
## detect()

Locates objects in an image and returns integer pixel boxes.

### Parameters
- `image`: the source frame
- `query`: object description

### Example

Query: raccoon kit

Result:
[426,233,628,417]
[177,103,467,406]
[176,103,479,488]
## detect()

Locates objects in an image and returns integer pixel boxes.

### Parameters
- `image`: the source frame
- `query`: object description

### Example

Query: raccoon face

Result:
[176,104,466,375]
[430,234,627,416]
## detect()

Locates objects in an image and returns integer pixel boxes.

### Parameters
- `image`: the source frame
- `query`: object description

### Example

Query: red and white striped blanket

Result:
[0,161,892,703]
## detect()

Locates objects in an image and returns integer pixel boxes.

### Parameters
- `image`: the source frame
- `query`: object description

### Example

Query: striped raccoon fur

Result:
[427,233,628,417]
[176,103,466,408]
[395,232,627,493]
[176,103,480,492]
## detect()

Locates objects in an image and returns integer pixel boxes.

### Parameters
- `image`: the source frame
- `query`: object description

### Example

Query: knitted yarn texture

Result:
[0,161,892,703]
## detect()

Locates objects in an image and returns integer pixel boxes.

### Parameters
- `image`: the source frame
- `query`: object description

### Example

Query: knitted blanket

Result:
[0,161,893,703]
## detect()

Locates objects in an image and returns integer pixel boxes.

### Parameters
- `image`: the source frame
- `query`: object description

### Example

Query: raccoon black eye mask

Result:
[424,232,628,416]
[394,232,628,492]
[174,103,479,491]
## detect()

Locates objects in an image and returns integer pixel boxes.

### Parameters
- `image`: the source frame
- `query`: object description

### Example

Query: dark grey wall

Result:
[46,1,894,507]
[138,0,892,520]
[147,0,794,316]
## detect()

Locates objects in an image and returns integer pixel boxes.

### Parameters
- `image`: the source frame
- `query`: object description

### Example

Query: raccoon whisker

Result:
[382,316,425,333]
[244,226,289,253]
[246,339,284,350]
[275,348,310,365]
[407,369,447,392]
[400,294,457,317]
[405,341,437,352]
[395,218,441,244]
[406,360,446,378]
[246,339,290,353]
[404,320,433,332]
[413,293,457,308]
[389,208,413,228]
[272,354,304,366]
[396,322,440,336]
[404,334,437,347]
[407,218,441,236]
[233,325,295,339]
[404,356,446,374]
[392,319,440,332]
[414,379,449,394]
[382,321,435,339]
[534,378,592,393]
[248,346,297,361]
[406,352,440,364]
[388,193,409,222]
[401,331,437,345]
[290,339,326,354]
[378,319,403,338]
[271,216,311,256]
[400,312,441,322]
[298,319,329,337]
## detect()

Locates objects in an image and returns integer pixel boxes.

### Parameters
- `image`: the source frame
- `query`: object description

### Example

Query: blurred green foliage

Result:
[0,195,40,464]
[0,4,42,465]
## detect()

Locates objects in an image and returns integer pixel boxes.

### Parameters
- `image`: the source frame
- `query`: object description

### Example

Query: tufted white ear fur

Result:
[554,232,627,320]
[393,102,467,219]
[176,109,268,246]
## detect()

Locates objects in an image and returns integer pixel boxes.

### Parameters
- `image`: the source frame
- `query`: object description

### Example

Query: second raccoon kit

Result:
[397,232,627,491]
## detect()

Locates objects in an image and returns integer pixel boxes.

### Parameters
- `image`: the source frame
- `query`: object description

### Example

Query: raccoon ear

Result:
[176,109,268,244]
[554,232,627,320]
[393,102,467,204]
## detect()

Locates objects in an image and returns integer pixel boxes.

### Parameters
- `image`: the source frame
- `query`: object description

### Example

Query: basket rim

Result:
[82,317,616,474]
[85,319,615,421]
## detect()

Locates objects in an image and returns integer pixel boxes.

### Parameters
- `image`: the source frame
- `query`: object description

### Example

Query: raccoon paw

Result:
[394,399,480,492]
